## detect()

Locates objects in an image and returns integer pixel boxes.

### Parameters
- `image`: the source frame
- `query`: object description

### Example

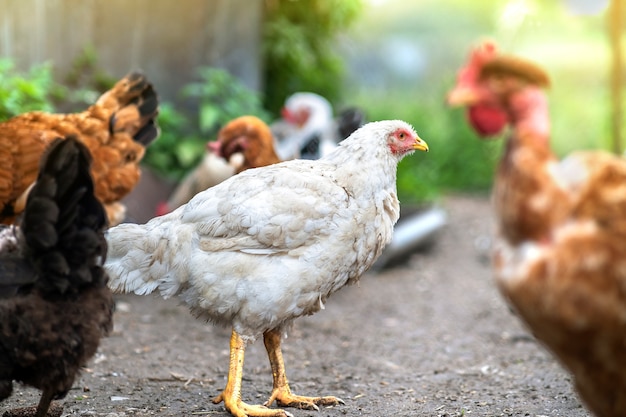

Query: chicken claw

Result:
[212,392,293,417]
[264,386,344,411]
[263,329,344,411]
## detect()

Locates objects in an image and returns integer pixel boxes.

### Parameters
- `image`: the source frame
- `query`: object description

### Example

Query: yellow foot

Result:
[213,392,294,417]
[264,387,345,411]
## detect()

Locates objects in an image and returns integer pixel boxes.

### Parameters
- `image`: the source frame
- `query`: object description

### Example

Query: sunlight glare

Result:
[498,0,537,31]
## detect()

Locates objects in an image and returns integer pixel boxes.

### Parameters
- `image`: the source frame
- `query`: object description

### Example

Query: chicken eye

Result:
[398,132,406,140]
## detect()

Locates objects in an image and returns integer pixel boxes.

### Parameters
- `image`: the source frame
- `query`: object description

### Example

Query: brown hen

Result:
[448,42,626,417]
[0,71,159,226]
[210,115,280,174]
[157,115,279,215]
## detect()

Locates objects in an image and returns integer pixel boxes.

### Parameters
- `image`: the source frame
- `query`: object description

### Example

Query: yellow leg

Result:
[263,329,344,411]
[212,329,292,417]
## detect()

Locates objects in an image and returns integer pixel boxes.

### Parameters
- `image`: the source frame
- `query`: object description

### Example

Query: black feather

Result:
[133,119,159,146]
[0,135,114,417]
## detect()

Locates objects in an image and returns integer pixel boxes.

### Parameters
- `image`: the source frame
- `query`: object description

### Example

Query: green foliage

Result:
[141,102,206,181]
[262,0,364,114]
[0,48,116,121]
[0,60,61,120]
[64,44,117,91]
[60,45,118,111]
[181,67,271,134]
[143,68,271,180]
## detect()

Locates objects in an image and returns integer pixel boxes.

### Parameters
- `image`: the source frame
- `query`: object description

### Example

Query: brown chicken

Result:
[0,71,159,226]
[0,136,114,417]
[157,115,279,215]
[448,41,626,417]
[210,115,280,173]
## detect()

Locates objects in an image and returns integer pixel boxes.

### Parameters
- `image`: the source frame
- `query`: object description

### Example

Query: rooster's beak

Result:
[446,86,479,107]
[413,136,429,153]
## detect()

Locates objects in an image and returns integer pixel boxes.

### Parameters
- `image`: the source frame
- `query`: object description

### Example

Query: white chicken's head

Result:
[338,120,428,162]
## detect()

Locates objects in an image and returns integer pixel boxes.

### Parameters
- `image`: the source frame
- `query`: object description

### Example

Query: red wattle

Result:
[467,105,508,137]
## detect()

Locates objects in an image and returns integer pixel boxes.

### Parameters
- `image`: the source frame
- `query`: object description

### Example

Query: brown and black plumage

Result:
[0,136,114,417]
[0,71,159,226]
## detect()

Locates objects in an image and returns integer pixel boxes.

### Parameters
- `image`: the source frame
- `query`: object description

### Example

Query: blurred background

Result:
[0,0,622,206]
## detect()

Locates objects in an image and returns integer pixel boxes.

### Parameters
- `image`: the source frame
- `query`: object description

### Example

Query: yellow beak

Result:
[413,135,429,152]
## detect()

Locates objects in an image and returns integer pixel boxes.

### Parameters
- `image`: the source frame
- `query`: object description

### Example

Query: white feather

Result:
[104,120,420,338]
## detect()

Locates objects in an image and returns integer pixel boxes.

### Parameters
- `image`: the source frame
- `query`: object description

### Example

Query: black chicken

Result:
[0,136,114,417]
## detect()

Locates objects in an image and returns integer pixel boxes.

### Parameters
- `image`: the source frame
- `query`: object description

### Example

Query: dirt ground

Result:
[2,194,592,417]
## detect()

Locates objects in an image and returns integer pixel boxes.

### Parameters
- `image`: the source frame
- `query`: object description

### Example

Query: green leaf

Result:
[199,105,220,133]
[175,141,204,166]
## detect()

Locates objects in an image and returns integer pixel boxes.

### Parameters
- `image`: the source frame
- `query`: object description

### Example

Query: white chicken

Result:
[273,92,366,161]
[272,92,337,160]
[104,120,428,417]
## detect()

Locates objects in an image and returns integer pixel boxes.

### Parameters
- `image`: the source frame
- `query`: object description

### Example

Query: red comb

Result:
[456,41,498,85]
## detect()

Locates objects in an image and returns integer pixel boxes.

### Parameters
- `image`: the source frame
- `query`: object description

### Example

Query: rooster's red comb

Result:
[456,40,499,85]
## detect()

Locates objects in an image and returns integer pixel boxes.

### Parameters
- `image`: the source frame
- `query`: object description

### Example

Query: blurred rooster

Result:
[0,71,159,226]
[448,41,626,417]
[157,115,279,215]
[0,136,114,417]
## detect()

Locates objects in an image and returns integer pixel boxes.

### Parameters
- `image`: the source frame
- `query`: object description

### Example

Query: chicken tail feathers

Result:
[105,220,184,298]
[99,71,160,147]
[21,136,109,297]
